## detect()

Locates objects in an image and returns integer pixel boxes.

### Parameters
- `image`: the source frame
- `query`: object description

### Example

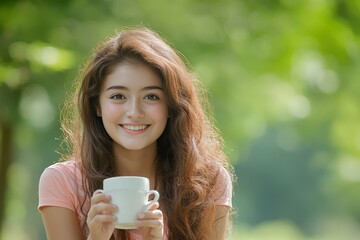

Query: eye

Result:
[144,94,160,100]
[110,94,125,100]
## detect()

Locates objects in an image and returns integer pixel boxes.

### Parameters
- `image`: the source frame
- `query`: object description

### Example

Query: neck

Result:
[113,144,157,187]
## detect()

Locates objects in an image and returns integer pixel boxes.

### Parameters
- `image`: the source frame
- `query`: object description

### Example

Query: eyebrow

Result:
[106,85,164,91]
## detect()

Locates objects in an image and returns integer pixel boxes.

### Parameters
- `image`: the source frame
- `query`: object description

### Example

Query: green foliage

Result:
[1,0,359,239]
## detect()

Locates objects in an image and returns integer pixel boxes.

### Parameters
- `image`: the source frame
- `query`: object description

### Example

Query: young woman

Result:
[38,27,233,240]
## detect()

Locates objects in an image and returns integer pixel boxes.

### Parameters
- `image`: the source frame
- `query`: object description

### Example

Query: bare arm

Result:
[40,206,83,240]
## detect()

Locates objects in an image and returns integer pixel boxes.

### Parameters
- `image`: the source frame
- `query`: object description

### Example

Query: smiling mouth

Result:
[121,124,149,131]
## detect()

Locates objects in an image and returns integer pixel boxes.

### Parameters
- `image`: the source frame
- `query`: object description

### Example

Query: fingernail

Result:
[93,189,104,196]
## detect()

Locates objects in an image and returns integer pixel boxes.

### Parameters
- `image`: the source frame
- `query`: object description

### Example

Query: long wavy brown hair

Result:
[61,27,233,239]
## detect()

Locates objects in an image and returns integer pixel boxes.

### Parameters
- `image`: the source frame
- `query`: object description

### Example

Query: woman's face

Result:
[98,62,168,152]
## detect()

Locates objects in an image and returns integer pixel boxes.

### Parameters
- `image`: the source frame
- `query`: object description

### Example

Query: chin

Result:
[120,143,150,151]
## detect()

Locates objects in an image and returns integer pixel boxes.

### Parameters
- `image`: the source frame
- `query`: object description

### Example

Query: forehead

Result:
[102,62,163,90]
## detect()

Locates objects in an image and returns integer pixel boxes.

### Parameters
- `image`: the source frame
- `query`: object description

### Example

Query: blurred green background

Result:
[1,0,360,239]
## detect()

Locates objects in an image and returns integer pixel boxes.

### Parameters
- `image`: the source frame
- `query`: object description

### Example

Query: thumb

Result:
[148,201,160,211]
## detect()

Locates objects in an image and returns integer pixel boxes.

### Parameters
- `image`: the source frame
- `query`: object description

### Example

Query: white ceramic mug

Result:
[103,176,160,229]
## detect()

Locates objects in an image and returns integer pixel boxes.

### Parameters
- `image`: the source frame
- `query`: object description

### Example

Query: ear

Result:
[96,108,101,117]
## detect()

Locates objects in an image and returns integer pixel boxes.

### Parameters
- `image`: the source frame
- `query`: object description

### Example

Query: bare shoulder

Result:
[40,206,83,240]
[215,205,231,219]
[213,165,233,207]
[204,205,231,240]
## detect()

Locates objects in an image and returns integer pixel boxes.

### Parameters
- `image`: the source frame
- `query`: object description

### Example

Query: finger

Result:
[138,209,163,220]
[90,214,117,224]
[93,189,104,196]
[137,219,163,228]
[92,203,118,214]
[87,214,117,230]
[148,201,160,211]
[91,192,111,205]
[88,202,117,221]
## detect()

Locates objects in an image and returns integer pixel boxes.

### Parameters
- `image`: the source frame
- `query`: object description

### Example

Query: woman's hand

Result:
[86,190,118,240]
[136,202,164,240]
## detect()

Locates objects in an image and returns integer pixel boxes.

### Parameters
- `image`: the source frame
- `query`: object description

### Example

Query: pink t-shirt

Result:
[38,160,232,239]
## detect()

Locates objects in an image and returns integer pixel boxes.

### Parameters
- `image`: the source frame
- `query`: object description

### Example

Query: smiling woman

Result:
[38,27,234,240]
[98,62,168,153]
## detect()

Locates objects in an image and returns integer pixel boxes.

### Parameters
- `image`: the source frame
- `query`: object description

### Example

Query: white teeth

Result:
[123,125,147,131]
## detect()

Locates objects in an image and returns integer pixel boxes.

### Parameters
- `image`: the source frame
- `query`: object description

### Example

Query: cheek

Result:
[101,103,123,117]
[152,105,168,123]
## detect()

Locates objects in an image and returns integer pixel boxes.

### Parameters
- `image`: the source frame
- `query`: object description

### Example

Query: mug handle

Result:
[144,190,160,210]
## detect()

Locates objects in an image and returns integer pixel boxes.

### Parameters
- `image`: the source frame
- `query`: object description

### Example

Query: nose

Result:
[126,98,144,120]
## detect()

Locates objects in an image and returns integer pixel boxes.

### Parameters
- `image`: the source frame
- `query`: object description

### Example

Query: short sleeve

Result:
[38,162,77,212]
[213,166,233,207]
